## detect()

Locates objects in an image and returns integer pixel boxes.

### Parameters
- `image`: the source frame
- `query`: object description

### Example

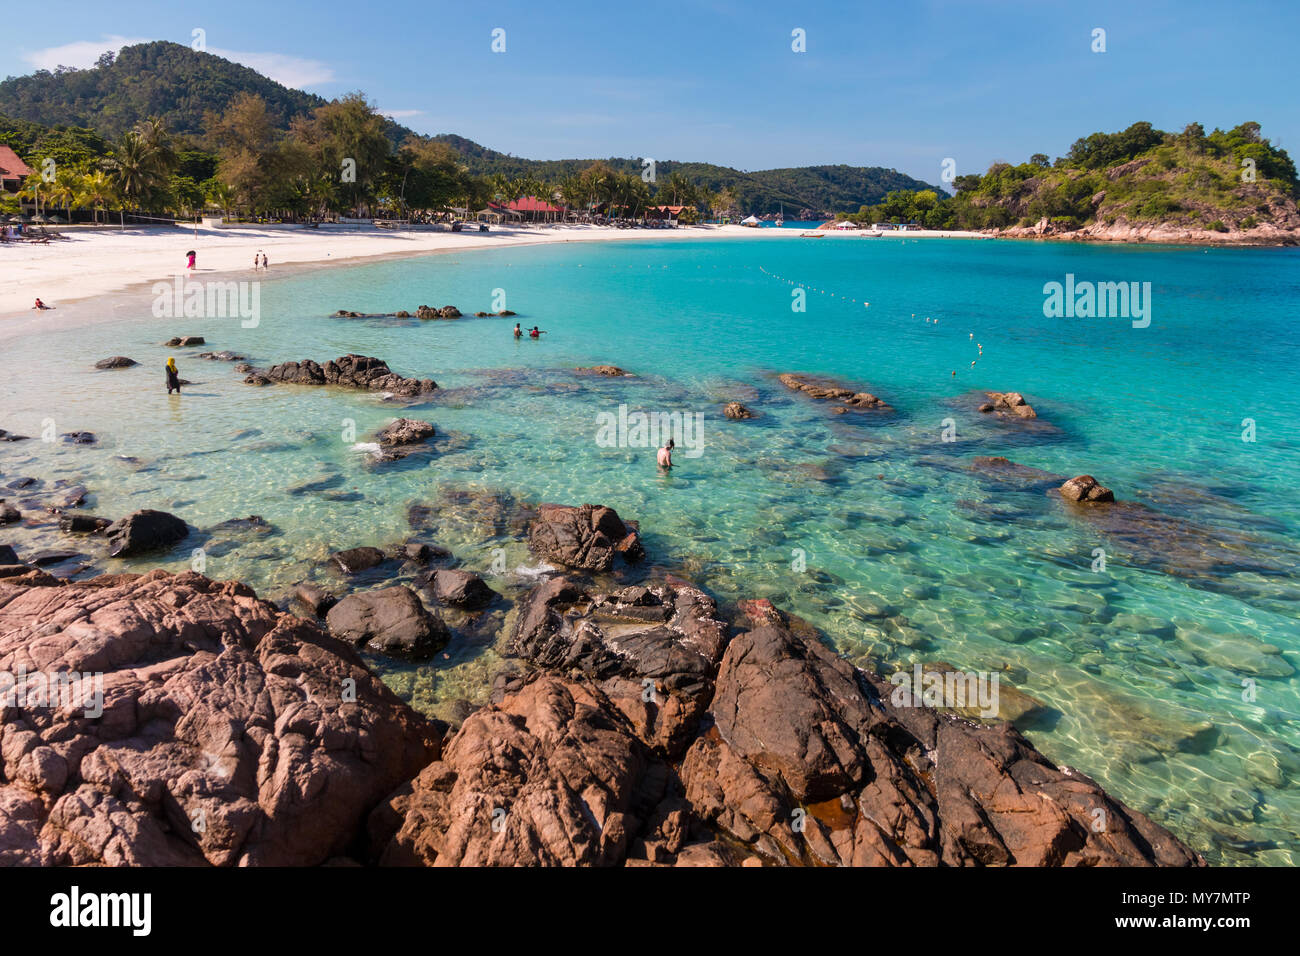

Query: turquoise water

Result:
[2,235,1298,864]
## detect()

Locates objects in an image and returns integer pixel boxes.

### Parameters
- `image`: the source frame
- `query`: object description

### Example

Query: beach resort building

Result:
[0,145,34,201]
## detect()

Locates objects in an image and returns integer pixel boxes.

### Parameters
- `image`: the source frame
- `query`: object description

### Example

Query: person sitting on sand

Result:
[513,323,522,338]
[33,298,52,310]
[529,326,545,338]
[657,438,674,469]
[166,357,181,395]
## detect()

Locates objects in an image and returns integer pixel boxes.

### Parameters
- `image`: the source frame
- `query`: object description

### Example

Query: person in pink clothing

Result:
[186,250,196,270]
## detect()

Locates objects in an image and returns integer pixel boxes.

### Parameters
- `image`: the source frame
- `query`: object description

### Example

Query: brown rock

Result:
[528,503,642,572]
[0,570,439,866]
[325,586,450,659]
[1060,474,1116,503]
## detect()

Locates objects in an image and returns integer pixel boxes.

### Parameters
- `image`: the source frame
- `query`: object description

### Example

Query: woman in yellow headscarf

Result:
[166,357,181,395]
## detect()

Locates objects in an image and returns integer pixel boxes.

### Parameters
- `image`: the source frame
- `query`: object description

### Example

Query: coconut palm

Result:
[106,132,158,223]
[77,170,118,224]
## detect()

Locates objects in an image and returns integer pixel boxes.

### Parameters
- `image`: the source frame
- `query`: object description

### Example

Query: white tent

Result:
[740,214,761,225]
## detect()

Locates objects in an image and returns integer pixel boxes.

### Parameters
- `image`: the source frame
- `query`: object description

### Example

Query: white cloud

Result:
[380,109,423,119]
[22,36,335,90]
[22,35,151,70]
[208,48,335,89]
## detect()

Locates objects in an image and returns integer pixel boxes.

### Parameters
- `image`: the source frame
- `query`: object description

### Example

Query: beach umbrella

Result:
[48,215,65,224]
[31,214,47,224]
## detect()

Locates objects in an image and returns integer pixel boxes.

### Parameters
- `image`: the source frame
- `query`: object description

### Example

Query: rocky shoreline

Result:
[0,492,1205,866]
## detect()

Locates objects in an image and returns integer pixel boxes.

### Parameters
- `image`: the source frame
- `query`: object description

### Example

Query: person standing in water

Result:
[253,251,261,271]
[261,252,269,270]
[657,438,674,469]
[166,357,181,395]
[513,323,522,338]
[529,326,546,338]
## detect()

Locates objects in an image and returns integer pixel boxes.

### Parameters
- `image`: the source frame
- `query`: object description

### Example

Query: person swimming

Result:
[166,357,181,395]
[657,438,675,469]
[513,323,522,338]
[529,326,546,338]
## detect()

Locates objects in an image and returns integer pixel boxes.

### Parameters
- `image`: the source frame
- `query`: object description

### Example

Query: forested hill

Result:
[0,41,938,216]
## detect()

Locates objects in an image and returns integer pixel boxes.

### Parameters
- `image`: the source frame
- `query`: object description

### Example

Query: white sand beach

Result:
[1,222,985,319]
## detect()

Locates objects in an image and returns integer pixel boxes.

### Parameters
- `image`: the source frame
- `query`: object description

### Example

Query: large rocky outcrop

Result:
[506,576,728,756]
[255,355,436,396]
[373,576,1203,868]
[679,613,1201,867]
[0,570,440,866]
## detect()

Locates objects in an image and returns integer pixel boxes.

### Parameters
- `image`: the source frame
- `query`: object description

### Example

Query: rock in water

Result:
[428,569,497,610]
[0,570,440,865]
[724,401,755,419]
[981,390,1039,419]
[778,372,891,410]
[261,354,436,396]
[325,586,450,658]
[329,546,389,574]
[374,418,436,446]
[93,356,138,369]
[105,509,188,557]
[576,365,630,376]
[1059,474,1116,503]
[528,503,643,572]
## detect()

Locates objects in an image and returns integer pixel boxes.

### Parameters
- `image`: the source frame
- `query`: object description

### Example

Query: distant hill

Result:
[0,41,939,216]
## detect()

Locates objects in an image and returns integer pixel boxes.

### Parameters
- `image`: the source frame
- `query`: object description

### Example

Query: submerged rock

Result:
[778,372,891,410]
[165,336,205,347]
[197,350,245,362]
[93,356,137,370]
[723,401,756,420]
[0,570,440,865]
[576,365,630,377]
[58,513,111,534]
[60,432,96,445]
[105,509,188,557]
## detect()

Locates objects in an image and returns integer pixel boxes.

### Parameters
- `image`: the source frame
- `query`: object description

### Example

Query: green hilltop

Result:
[841,121,1300,239]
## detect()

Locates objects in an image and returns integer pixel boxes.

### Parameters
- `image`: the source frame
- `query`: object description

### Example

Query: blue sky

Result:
[3,0,1296,183]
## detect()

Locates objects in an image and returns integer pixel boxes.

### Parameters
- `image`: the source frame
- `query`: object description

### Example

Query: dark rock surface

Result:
[260,355,436,396]
[93,356,137,370]
[427,569,497,610]
[528,503,644,572]
[325,586,450,659]
[105,509,188,558]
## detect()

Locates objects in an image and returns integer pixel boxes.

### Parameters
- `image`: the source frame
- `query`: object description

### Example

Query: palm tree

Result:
[77,171,117,225]
[106,132,157,224]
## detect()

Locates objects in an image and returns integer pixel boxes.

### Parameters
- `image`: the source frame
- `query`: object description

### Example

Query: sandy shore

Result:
[0,221,986,319]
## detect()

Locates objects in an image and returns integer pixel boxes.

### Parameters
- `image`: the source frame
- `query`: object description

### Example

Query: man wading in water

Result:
[657,438,674,469]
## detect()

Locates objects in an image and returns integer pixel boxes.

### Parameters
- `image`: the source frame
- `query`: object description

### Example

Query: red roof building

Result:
[504,195,562,221]
[0,145,35,193]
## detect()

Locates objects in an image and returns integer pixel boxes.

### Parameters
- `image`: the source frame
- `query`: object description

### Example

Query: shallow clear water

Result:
[2,235,1298,864]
